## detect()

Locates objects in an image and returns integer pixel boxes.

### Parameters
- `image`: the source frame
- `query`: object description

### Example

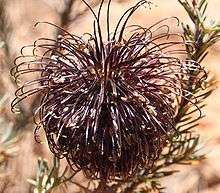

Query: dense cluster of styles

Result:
[11,0,206,181]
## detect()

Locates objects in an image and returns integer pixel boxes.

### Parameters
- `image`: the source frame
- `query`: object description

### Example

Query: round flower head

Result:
[11,0,205,181]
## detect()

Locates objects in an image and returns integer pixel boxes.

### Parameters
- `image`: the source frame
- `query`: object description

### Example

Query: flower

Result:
[11,0,205,181]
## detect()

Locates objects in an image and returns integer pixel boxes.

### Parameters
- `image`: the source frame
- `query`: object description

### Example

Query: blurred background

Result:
[0,0,220,193]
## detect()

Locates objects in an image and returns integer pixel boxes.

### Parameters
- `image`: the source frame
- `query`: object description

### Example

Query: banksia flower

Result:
[11,0,205,181]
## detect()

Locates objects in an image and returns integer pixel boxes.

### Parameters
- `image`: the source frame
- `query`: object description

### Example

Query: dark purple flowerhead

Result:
[11,0,205,181]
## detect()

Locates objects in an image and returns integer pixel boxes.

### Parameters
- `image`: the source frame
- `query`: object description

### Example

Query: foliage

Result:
[179,0,220,62]
[27,157,76,193]
[0,95,19,172]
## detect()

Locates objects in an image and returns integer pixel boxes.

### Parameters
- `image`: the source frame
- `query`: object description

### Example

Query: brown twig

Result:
[68,0,100,24]
[59,0,76,31]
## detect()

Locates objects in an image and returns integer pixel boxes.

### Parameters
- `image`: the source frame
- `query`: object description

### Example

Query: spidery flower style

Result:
[11,0,206,181]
